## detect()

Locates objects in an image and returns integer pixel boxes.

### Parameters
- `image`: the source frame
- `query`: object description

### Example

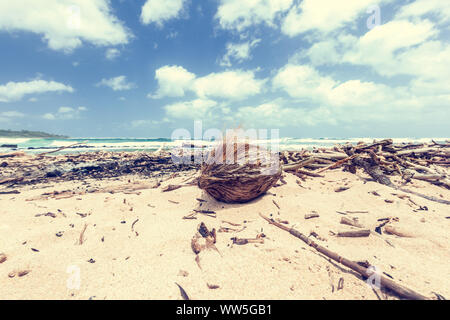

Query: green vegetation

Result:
[0,129,68,138]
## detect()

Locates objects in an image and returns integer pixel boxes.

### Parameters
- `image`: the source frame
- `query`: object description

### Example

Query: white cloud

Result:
[164,99,218,120]
[43,106,87,120]
[58,106,75,113]
[235,100,336,127]
[141,0,187,26]
[216,0,293,31]
[150,66,265,100]
[105,48,120,60]
[396,0,450,23]
[282,0,389,37]
[0,0,131,52]
[97,76,135,91]
[301,19,446,82]
[272,64,335,101]
[219,39,261,67]
[0,111,25,118]
[273,63,411,109]
[149,65,196,98]
[43,113,56,120]
[193,70,265,100]
[0,80,74,102]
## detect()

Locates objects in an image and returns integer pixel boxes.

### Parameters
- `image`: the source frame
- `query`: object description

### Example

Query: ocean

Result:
[0,137,448,155]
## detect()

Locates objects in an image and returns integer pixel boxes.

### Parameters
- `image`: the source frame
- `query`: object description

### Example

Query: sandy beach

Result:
[1,150,449,300]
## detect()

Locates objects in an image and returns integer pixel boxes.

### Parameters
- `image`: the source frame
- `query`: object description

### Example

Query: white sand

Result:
[1,170,449,300]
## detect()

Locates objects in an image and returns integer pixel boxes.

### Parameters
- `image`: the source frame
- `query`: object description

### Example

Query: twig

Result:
[259,213,430,300]
[78,223,88,245]
[36,141,87,157]
[131,218,139,236]
[272,199,280,210]
[317,155,357,173]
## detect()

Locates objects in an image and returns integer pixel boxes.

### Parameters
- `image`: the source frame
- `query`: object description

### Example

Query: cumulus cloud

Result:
[215,0,293,31]
[0,0,131,52]
[281,0,390,37]
[97,76,135,91]
[150,65,265,100]
[273,64,336,101]
[43,106,87,120]
[193,70,265,99]
[299,18,448,82]
[164,99,218,120]
[141,0,187,26]
[0,80,74,102]
[149,65,196,99]
[273,64,409,109]
[219,39,261,67]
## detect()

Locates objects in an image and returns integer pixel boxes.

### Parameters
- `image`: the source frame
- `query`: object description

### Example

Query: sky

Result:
[0,0,449,138]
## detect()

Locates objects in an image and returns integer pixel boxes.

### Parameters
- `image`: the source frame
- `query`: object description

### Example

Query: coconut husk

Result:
[198,139,281,203]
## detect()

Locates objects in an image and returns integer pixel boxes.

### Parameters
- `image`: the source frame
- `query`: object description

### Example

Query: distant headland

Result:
[0,129,68,138]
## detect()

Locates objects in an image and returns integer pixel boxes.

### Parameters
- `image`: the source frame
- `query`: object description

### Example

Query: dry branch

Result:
[259,213,430,300]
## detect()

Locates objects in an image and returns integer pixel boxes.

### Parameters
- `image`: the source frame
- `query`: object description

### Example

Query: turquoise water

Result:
[0,137,447,154]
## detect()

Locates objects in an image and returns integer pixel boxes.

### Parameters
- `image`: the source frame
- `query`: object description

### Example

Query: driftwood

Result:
[0,151,25,158]
[0,150,197,187]
[384,224,414,238]
[259,214,430,300]
[279,140,449,204]
[36,141,87,157]
[282,158,315,171]
[337,229,371,237]
[340,216,364,228]
[304,213,319,219]
[231,236,264,245]
[317,155,357,174]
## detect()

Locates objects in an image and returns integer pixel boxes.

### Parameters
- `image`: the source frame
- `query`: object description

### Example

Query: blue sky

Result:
[0,0,449,138]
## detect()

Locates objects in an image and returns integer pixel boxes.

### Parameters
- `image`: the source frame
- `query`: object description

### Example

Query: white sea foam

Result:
[0,138,31,144]
[8,136,448,154]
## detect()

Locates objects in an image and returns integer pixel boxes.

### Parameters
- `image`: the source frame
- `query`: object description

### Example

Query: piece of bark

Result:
[337,229,371,237]
[384,225,414,238]
[0,151,25,158]
[305,213,319,219]
[340,217,364,228]
[296,169,324,178]
[317,155,357,173]
[0,190,20,194]
[231,237,264,245]
[282,158,315,171]
[162,184,182,192]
